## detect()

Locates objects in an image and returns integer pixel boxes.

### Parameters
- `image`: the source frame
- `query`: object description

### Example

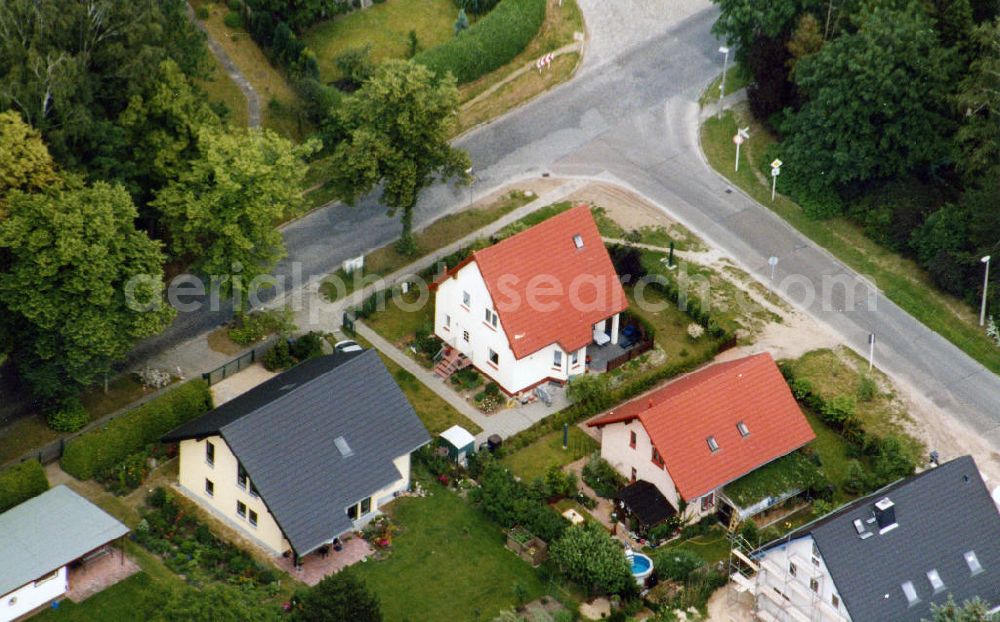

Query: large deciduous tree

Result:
[291,570,382,622]
[929,596,997,622]
[151,127,315,304]
[779,1,957,195]
[328,59,470,254]
[0,180,173,398]
[0,110,57,200]
[550,522,633,596]
[955,18,1000,181]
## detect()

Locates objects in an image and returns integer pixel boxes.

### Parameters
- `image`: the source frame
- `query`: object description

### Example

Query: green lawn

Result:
[656,526,731,566]
[803,410,853,502]
[321,190,533,302]
[364,291,436,346]
[702,109,1000,376]
[502,427,597,480]
[303,0,456,82]
[33,573,170,622]
[355,478,548,621]
[196,50,249,128]
[591,207,705,252]
[699,64,750,107]
[624,288,724,364]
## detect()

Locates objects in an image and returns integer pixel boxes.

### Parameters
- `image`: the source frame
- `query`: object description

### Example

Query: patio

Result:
[274,534,373,586]
[587,341,629,372]
[66,549,139,603]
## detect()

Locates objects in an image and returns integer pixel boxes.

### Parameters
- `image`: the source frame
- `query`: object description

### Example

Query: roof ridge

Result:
[219,350,371,436]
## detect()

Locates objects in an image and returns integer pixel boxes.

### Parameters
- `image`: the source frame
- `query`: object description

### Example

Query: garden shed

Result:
[439,425,476,466]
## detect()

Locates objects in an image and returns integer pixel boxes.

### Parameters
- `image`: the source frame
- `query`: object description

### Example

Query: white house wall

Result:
[598,420,717,521]
[1,566,66,622]
[434,262,587,394]
[353,453,412,529]
[755,535,851,622]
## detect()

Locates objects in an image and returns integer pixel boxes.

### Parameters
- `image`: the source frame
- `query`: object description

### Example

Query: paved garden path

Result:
[355,322,568,444]
[184,2,261,127]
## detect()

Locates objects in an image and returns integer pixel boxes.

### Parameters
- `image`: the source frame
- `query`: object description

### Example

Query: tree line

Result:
[713,0,1000,310]
[0,0,468,408]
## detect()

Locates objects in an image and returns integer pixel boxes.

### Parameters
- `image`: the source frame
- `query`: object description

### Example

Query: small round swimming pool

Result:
[628,552,654,586]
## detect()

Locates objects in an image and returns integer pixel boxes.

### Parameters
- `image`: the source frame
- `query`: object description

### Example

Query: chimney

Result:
[874,497,897,533]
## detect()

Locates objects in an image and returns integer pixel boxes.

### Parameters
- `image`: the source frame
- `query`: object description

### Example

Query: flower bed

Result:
[97,443,175,496]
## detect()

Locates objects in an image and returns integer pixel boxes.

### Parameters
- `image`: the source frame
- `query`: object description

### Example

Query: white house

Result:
[432,205,628,395]
[588,353,815,525]
[162,349,430,564]
[0,486,130,622]
[750,455,1000,622]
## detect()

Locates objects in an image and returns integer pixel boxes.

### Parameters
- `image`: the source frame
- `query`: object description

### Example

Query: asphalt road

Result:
[130,4,1000,446]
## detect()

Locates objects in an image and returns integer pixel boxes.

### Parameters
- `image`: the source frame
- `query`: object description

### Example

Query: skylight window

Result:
[926,569,944,593]
[572,234,584,249]
[707,436,719,452]
[737,421,750,437]
[335,436,354,458]
[965,551,983,575]
[901,581,919,607]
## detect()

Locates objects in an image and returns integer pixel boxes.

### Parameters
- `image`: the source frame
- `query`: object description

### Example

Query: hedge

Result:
[413,0,546,84]
[0,460,49,513]
[61,380,213,480]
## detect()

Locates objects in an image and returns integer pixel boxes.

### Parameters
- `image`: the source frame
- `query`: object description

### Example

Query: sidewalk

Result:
[355,322,569,444]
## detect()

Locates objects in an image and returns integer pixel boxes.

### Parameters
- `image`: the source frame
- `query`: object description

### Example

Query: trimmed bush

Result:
[413,0,546,84]
[0,460,49,513]
[47,397,89,432]
[61,380,213,480]
[223,11,243,29]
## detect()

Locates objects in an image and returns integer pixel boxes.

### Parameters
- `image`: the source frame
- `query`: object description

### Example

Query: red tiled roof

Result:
[589,353,815,500]
[470,205,628,359]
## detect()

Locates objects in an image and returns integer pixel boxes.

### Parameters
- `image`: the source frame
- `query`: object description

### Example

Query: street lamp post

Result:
[770,159,782,201]
[980,255,991,326]
[717,46,730,120]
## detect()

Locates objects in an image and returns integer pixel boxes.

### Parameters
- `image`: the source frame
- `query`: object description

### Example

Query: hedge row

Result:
[61,380,213,480]
[0,460,49,513]
[413,0,547,84]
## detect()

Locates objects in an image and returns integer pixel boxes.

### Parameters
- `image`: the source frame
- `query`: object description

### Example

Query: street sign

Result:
[771,167,780,177]
[770,159,783,169]
[732,134,744,145]
[768,256,778,267]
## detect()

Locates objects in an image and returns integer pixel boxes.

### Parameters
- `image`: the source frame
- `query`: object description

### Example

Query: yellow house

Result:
[162,349,430,563]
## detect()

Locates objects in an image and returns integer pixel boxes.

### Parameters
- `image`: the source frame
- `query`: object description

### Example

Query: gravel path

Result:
[185,2,261,127]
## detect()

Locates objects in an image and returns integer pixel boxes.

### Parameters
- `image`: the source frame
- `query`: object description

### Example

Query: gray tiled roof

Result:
[761,456,1000,621]
[0,486,129,596]
[163,349,430,556]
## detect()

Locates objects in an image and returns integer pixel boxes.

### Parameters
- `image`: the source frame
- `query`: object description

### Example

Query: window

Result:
[810,577,820,593]
[651,448,664,466]
[488,348,499,365]
[701,492,715,511]
[237,501,247,518]
[965,550,983,575]
[789,562,797,577]
[249,482,260,499]
[237,464,248,489]
[360,497,371,515]
[572,234,584,249]
[444,314,451,328]
[348,503,359,520]
[248,510,258,528]
[630,431,637,449]
[571,350,579,366]
[901,581,919,606]
[205,441,215,466]
[463,330,470,342]
[205,479,215,497]
[553,350,562,368]
[34,570,59,587]
[831,594,840,609]
[737,421,750,437]
[462,291,471,307]
[630,467,637,483]
[706,436,719,452]
[7,597,16,606]
[811,541,821,566]
[927,569,944,593]
[484,308,498,328]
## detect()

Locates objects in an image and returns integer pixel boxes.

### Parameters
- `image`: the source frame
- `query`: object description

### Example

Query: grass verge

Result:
[702,108,1000,375]
[698,64,750,107]
[196,49,250,127]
